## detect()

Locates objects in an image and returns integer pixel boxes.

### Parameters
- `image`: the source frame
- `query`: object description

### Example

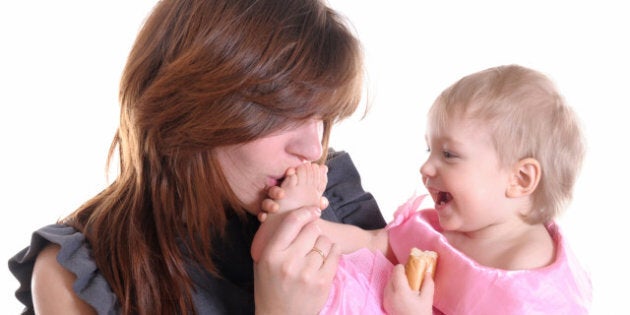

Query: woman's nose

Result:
[287,120,323,162]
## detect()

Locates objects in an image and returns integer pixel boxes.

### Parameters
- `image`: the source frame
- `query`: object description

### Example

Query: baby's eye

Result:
[443,151,455,159]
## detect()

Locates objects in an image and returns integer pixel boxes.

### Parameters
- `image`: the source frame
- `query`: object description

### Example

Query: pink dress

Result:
[320,195,592,315]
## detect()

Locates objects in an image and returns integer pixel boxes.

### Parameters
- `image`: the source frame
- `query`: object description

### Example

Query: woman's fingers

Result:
[251,206,320,262]
[319,242,340,277]
[266,206,320,249]
[303,234,335,270]
[253,206,337,315]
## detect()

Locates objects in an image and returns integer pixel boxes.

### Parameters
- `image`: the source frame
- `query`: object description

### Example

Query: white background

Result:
[1,1,628,314]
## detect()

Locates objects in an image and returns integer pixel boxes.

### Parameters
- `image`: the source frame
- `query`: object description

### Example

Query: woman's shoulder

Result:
[9,224,119,315]
[32,243,98,314]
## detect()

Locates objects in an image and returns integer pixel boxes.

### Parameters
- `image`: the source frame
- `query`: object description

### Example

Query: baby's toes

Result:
[280,173,298,189]
[267,186,285,199]
[297,163,315,186]
[316,165,328,193]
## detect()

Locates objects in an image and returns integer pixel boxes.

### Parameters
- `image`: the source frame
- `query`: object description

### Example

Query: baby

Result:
[254,64,592,314]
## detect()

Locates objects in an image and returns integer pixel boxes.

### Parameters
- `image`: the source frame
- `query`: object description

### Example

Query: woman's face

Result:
[216,119,324,215]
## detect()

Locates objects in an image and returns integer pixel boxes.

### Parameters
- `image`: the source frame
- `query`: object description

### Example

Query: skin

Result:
[421,115,554,270]
[258,113,556,312]
[384,265,435,315]
[253,207,340,314]
[422,117,517,235]
[216,118,325,215]
[32,245,97,315]
[256,163,434,315]
[32,118,338,314]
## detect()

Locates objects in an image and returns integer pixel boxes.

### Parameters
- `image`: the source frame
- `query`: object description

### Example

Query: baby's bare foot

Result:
[276,163,328,213]
[253,164,327,258]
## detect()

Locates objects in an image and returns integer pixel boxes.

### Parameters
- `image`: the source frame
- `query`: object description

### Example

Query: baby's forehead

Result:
[426,117,494,145]
[427,111,490,134]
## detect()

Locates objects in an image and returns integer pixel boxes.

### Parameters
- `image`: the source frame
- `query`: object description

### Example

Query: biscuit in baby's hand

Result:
[404,247,437,291]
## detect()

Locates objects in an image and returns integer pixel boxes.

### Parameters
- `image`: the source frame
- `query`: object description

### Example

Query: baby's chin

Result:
[435,212,460,232]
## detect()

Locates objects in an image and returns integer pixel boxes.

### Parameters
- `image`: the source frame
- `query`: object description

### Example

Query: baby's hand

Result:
[383,264,434,315]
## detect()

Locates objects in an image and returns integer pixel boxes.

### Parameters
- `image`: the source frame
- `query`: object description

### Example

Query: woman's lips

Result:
[266,177,279,188]
[266,176,285,189]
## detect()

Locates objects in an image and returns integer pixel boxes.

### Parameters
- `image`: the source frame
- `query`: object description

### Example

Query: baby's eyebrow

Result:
[442,136,465,146]
[425,134,465,147]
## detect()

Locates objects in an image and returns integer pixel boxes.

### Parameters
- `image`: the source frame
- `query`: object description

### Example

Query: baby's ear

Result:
[506,158,541,198]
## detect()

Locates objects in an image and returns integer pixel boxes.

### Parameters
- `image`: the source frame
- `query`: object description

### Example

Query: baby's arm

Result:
[260,163,390,256]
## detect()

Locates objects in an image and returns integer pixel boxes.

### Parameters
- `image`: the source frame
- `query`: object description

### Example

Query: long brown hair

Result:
[62,0,363,314]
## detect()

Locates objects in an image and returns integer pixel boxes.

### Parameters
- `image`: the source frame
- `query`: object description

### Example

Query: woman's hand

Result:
[252,206,340,314]
[383,264,435,315]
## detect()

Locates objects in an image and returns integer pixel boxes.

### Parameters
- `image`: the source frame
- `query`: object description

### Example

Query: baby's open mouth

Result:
[436,191,453,205]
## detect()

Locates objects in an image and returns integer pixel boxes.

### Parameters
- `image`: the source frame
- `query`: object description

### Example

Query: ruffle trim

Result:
[9,224,119,315]
[386,193,431,230]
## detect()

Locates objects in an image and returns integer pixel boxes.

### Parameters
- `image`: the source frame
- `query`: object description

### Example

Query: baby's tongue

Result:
[438,191,452,204]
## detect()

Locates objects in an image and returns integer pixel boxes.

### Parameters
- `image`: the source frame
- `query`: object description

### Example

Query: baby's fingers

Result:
[390,264,411,292]
[418,271,435,303]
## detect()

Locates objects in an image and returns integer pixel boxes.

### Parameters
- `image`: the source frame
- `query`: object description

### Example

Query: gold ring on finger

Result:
[309,247,326,260]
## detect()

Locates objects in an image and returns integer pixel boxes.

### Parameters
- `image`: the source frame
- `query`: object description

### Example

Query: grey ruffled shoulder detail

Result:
[9,224,119,315]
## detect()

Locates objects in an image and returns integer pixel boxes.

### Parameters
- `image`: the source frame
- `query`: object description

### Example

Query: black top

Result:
[8,150,386,314]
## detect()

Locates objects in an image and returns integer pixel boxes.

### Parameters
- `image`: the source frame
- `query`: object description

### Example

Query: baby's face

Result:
[420,116,515,233]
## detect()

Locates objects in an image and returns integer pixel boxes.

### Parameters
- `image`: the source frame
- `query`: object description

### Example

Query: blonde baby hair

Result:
[428,64,585,223]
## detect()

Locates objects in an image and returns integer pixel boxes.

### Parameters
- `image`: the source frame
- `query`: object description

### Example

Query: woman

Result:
[9,0,385,314]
